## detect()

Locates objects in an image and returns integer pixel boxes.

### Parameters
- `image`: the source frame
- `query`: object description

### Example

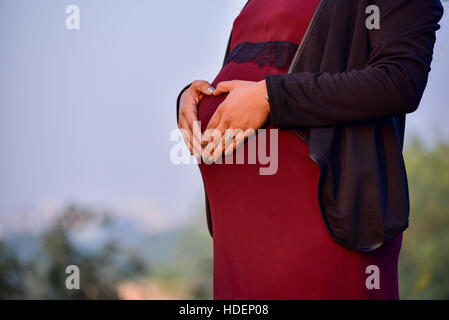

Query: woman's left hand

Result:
[201,79,270,162]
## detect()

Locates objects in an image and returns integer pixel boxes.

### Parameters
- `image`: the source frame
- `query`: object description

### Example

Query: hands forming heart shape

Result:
[178,79,270,163]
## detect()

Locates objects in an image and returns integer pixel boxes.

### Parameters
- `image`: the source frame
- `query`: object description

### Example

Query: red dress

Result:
[197,0,402,300]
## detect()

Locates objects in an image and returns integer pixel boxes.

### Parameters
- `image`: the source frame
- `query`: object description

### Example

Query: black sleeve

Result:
[265,0,444,128]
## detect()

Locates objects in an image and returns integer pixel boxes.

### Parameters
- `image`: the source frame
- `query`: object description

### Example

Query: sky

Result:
[0,0,448,234]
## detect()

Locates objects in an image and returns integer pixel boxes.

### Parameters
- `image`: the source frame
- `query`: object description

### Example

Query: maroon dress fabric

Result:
[197,0,402,300]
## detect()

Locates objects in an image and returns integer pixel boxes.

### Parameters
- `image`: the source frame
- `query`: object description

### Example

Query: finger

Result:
[185,110,202,155]
[191,119,202,156]
[201,128,222,164]
[180,113,200,156]
[180,112,196,150]
[224,130,245,156]
[203,119,228,159]
[192,80,215,98]
[177,107,186,129]
[213,80,235,96]
[209,135,225,163]
[179,122,194,154]
[213,128,236,162]
[187,125,201,159]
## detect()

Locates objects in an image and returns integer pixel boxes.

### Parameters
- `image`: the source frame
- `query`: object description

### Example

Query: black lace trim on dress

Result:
[223,40,298,70]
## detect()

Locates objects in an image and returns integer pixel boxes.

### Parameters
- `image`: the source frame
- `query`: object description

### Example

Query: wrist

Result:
[257,79,270,111]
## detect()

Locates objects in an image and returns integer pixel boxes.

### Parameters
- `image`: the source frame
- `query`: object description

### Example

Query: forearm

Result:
[266,65,420,128]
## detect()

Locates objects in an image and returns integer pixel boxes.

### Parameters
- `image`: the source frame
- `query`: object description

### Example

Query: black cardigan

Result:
[176,0,444,251]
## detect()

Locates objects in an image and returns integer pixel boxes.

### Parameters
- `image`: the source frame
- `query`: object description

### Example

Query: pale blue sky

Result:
[0,1,448,233]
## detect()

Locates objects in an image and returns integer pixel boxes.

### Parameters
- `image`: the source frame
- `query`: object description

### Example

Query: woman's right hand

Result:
[178,80,215,158]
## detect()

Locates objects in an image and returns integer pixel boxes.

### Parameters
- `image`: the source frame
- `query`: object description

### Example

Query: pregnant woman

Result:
[176,0,443,299]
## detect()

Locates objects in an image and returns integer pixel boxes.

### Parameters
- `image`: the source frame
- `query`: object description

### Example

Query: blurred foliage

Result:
[0,205,147,299]
[151,202,213,300]
[170,213,213,299]
[0,202,212,300]
[0,241,25,299]
[399,139,449,299]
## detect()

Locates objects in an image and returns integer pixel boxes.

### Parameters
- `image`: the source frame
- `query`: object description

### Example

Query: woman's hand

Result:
[202,79,270,162]
[178,80,215,158]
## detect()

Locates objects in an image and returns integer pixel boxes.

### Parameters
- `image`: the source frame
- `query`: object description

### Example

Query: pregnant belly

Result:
[197,61,275,132]
[197,92,227,133]
[197,63,322,238]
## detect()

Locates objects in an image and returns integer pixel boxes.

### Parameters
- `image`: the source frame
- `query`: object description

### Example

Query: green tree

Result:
[399,139,449,299]
[0,241,25,299]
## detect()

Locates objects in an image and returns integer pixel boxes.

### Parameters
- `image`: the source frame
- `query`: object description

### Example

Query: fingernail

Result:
[193,147,201,156]
[201,152,212,165]
[207,86,215,94]
[193,153,201,162]
[208,156,215,164]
